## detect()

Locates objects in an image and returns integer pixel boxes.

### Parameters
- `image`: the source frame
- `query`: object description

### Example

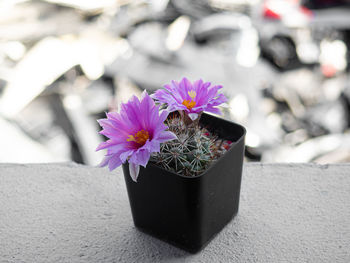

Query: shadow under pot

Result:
[122,113,246,253]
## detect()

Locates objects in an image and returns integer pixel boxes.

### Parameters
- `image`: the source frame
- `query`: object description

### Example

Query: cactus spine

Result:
[151,114,230,176]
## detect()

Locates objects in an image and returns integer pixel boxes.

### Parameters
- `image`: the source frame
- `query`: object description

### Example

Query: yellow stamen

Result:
[127,135,136,142]
[182,99,196,110]
[127,130,149,146]
[188,90,196,99]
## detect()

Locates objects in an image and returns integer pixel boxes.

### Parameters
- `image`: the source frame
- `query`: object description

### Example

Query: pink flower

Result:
[152,77,227,120]
[96,91,177,181]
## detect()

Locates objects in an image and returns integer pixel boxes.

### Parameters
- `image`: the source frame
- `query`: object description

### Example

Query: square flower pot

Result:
[122,113,246,253]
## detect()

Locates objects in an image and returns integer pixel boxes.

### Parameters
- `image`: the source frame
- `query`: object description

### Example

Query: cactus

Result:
[151,115,232,176]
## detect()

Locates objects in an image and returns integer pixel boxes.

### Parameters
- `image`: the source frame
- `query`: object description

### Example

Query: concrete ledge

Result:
[0,163,349,262]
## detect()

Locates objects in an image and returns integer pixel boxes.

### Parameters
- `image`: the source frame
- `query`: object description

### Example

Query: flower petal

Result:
[159,110,169,123]
[129,163,140,182]
[130,149,150,167]
[99,155,112,167]
[120,150,134,163]
[142,140,160,153]
[188,113,199,120]
[204,106,222,115]
[108,155,122,171]
[157,131,177,142]
[96,141,111,151]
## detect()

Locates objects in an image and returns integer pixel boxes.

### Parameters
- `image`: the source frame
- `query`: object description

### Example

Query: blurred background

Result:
[1,0,350,165]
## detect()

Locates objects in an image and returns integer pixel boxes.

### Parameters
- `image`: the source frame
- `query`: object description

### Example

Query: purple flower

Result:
[152,77,227,120]
[96,91,177,182]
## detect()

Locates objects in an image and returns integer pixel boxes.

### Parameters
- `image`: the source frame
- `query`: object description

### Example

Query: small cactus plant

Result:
[151,114,232,176]
[97,77,229,181]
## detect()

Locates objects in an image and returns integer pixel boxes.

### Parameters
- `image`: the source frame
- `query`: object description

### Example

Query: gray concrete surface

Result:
[0,163,349,263]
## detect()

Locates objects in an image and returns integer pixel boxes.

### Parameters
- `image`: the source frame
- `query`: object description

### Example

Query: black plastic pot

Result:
[122,113,246,253]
